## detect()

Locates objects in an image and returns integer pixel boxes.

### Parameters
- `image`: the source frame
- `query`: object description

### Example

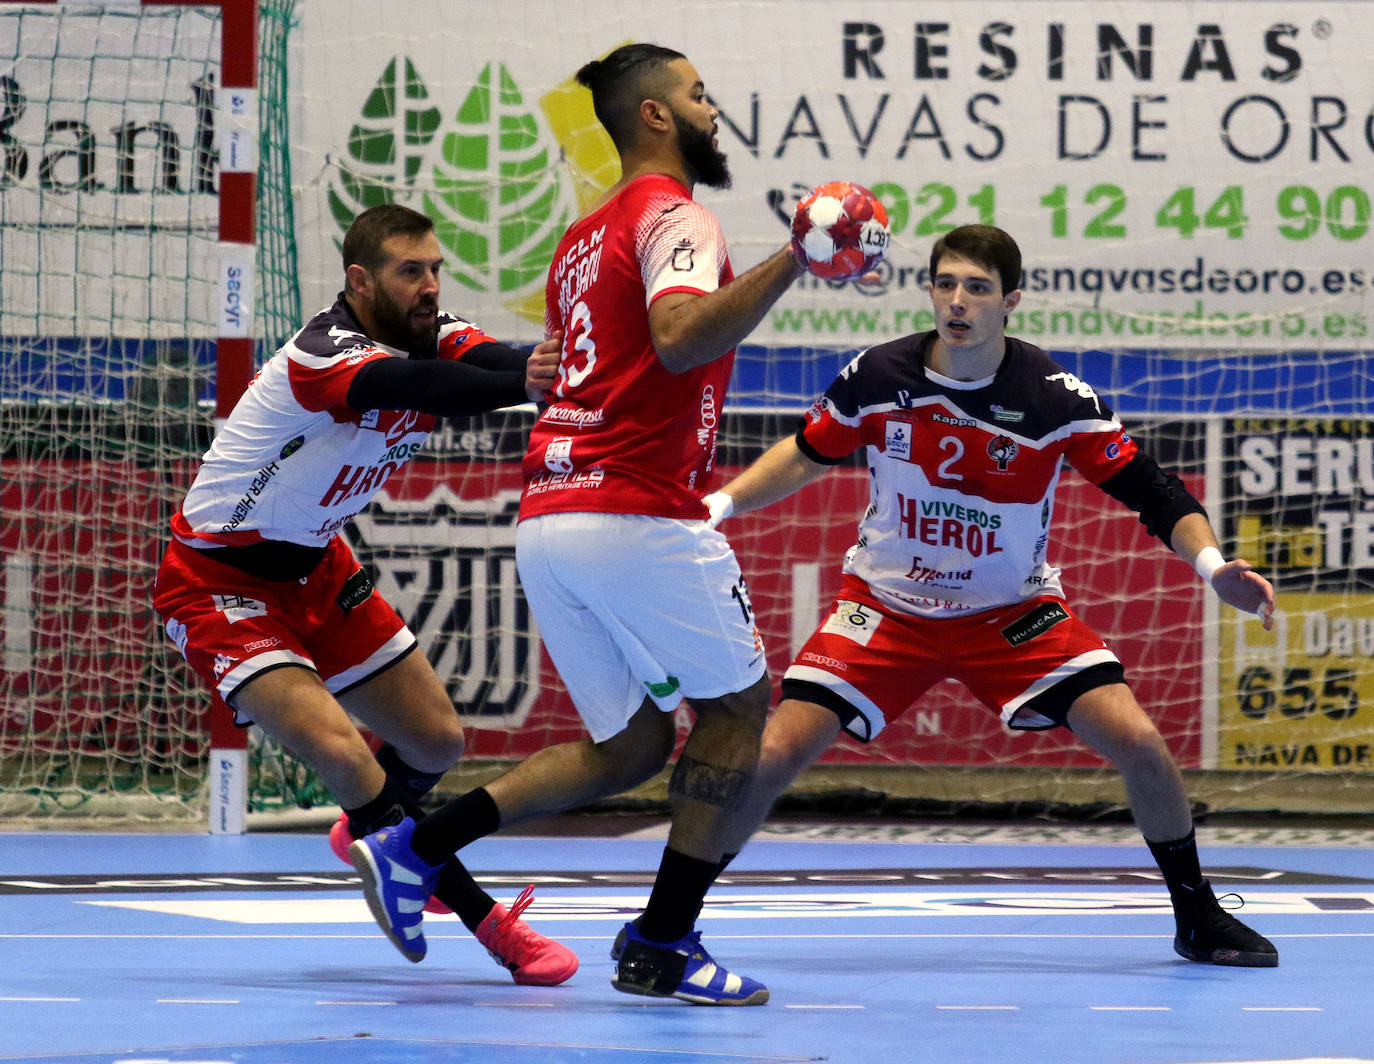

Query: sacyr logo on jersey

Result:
[327,54,617,324]
[820,600,882,646]
[987,434,1019,471]
[343,488,539,726]
[884,419,912,461]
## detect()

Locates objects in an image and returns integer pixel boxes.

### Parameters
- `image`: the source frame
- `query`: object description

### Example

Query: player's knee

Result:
[427,714,467,766]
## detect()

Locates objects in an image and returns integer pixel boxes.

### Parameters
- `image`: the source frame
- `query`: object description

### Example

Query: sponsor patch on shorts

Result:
[820,600,882,646]
[212,593,267,624]
[1000,601,1069,646]
[336,568,374,614]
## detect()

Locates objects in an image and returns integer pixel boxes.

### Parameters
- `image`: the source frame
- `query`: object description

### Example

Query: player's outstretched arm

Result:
[649,247,804,373]
[1170,512,1276,630]
[704,434,828,528]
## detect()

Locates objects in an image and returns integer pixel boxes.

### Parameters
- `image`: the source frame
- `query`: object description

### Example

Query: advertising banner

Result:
[296,1,1374,351]
[1219,417,1374,771]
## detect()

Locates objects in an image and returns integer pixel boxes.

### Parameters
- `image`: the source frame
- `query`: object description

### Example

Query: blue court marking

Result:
[1,828,1372,1064]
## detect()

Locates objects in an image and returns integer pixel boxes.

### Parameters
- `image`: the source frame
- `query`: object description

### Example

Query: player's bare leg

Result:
[720,697,842,855]
[612,673,772,1005]
[481,697,678,825]
[339,650,466,775]
[1067,684,1277,966]
[231,665,387,807]
[1064,684,1190,840]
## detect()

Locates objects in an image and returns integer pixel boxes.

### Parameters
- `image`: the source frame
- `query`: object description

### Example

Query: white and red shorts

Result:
[515,512,768,743]
[153,537,415,724]
[782,575,1124,742]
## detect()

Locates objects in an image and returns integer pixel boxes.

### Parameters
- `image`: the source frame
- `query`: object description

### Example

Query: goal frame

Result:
[0,0,259,833]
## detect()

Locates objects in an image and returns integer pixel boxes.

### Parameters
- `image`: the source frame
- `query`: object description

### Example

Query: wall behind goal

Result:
[283,0,1372,795]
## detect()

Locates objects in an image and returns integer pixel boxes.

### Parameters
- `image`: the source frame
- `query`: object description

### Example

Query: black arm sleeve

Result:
[456,340,529,373]
[1097,451,1207,549]
[346,355,526,417]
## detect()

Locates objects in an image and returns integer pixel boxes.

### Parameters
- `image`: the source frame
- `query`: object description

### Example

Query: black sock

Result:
[1146,829,1206,900]
[341,779,411,837]
[434,862,498,933]
[373,743,446,807]
[637,847,720,945]
[410,787,502,866]
[343,780,495,932]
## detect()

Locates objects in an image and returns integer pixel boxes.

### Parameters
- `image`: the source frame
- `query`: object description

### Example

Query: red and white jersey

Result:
[522,173,734,521]
[172,296,499,549]
[800,332,1138,618]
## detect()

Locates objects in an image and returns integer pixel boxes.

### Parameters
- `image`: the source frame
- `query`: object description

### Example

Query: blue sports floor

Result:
[1,817,1372,1064]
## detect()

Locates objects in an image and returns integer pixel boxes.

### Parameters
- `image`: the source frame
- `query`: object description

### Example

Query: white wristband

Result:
[702,491,734,529]
[1193,546,1225,586]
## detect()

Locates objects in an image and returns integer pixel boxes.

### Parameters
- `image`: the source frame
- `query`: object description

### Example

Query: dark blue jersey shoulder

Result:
[830,331,1114,438]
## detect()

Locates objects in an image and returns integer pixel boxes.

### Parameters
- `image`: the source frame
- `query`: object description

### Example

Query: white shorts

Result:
[515,511,768,743]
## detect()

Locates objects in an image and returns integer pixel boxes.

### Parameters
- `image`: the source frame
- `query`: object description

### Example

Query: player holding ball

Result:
[350,40,889,1005]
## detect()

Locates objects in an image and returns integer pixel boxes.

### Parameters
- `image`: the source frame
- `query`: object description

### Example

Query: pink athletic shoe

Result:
[330,814,452,915]
[474,885,579,986]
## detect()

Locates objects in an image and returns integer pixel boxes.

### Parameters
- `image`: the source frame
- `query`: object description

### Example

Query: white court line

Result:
[0,996,80,1002]
[1242,1006,1325,1012]
[155,998,240,1004]
[1091,1005,1173,1011]
[937,1005,1020,1011]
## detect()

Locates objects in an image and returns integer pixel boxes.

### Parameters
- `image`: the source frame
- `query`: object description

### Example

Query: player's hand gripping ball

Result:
[790,181,891,281]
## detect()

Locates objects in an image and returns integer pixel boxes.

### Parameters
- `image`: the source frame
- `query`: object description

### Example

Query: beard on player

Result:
[675,112,731,190]
[369,286,440,355]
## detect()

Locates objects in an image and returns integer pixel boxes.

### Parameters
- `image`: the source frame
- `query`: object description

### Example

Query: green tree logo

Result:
[424,62,571,295]
[326,57,441,235]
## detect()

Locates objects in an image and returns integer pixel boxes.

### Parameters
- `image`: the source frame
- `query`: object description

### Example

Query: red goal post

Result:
[0,0,258,832]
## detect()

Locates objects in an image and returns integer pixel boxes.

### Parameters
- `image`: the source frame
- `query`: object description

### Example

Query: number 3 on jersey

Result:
[555,300,597,398]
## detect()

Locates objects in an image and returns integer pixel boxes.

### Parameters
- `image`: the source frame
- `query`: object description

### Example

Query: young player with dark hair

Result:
[705,224,1278,968]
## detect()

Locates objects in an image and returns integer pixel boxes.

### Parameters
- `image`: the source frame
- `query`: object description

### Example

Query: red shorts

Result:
[153,537,414,724]
[781,575,1123,742]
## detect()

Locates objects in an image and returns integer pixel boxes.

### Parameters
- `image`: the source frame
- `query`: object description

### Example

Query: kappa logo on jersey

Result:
[212,653,236,677]
[344,488,540,726]
[1045,371,1102,413]
[821,600,882,646]
[884,419,912,461]
[987,434,1019,471]
[212,594,267,623]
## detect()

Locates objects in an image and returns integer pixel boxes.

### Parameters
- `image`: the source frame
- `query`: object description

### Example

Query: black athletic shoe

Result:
[611,922,769,1005]
[1172,881,1278,967]
[609,917,637,962]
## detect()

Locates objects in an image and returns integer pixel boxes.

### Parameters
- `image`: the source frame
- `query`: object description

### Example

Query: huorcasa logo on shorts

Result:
[1000,601,1069,646]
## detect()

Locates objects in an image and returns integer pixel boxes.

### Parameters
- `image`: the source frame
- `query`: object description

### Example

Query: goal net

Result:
[4,0,1371,828]
[292,0,1373,821]
[0,0,299,824]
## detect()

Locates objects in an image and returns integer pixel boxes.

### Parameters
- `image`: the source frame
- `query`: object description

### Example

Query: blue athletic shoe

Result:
[349,817,441,963]
[611,922,769,1005]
